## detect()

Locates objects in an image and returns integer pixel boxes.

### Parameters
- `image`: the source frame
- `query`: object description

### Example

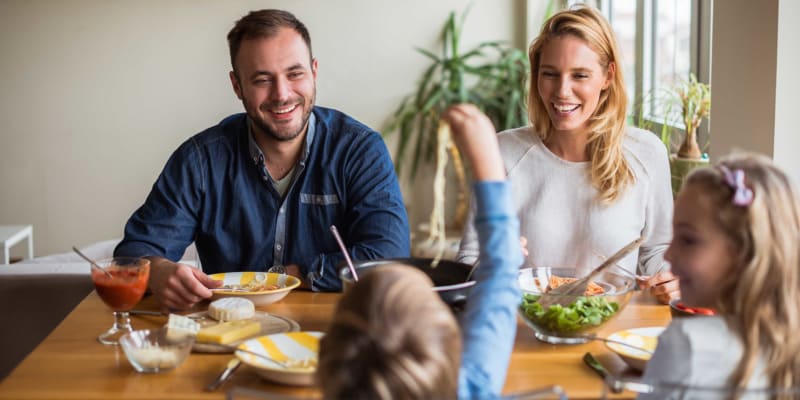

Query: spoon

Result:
[330,225,358,282]
[72,246,112,278]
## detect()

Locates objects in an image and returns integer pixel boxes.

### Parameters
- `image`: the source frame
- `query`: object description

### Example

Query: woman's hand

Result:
[638,271,680,304]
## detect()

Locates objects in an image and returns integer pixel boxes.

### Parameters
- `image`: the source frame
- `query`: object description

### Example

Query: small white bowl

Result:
[235,331,323,386]
[604,326,664,371]
[120,328,194,373]
[209,272,301,306]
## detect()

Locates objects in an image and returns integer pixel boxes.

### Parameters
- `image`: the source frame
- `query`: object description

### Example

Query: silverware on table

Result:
[582,352,653,394]
[204,358,241,392]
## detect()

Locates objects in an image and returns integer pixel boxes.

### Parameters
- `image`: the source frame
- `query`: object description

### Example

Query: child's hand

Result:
[638,271,680,304]
[441,104,503,181]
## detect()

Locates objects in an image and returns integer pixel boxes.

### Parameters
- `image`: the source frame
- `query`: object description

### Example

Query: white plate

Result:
[208,272,300,306]
[236,331,323,386]
[605,326,664,371]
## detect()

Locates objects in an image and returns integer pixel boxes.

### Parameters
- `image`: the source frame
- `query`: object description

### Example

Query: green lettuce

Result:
[520,293,620,335]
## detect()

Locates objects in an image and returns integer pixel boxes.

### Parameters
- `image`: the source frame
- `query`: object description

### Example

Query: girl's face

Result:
[665,184,736,308]
[537,34,612,137]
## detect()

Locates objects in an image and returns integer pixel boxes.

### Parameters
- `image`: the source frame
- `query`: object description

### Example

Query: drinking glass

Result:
[91,257,150,345]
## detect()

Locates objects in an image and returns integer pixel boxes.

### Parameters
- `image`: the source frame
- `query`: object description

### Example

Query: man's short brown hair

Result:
[227,9,312,73]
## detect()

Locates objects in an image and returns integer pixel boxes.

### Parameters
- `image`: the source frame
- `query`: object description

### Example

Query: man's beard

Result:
[250,89,316,143]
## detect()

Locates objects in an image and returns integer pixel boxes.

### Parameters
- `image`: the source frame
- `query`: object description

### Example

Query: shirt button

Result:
[280,208,285,213]
[276,244,282,251]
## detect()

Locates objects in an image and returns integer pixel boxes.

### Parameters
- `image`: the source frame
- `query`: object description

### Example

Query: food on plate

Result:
[197,320,261,344]
[673,302,716,316]
[218,273,282,292]
[208,297,256,321]
[284,357,318,372]
[165,314,200,342]
[520,293,620,335]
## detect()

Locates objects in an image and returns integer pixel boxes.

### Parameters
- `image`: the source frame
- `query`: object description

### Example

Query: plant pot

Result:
[670,155,709,196]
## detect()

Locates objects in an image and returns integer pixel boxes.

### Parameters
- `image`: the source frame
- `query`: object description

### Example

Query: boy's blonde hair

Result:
[317,265,461,399]
[684,153,800,396]
[527,5,632,203]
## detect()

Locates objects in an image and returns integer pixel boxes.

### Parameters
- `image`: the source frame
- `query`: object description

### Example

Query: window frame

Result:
[602,0,713,154]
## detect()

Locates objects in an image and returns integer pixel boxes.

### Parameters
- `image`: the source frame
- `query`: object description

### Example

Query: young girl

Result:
[317,104,523,399]
[641,154,800,398]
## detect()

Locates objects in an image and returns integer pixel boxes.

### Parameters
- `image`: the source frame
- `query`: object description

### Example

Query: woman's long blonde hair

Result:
[685,154,800,396]
[317,265,461,400]
[528,6,632,203]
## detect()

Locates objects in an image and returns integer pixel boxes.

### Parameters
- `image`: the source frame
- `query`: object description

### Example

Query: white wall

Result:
[0,0,517,257]
[710,0,800,182]
[773,0,800,182]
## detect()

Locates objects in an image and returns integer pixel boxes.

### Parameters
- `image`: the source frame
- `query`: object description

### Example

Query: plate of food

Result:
[164,297,300,353]
[604,326,664,371]
[209,272,301,305]
[236,331,324,386]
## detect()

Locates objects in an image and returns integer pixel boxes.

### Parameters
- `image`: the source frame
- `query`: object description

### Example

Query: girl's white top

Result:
[641,316,768,399]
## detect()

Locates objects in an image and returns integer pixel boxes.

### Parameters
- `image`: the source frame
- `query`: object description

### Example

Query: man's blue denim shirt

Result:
[115,107,410,291]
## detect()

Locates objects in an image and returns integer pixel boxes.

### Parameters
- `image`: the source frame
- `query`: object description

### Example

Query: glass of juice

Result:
[91,257,151,345]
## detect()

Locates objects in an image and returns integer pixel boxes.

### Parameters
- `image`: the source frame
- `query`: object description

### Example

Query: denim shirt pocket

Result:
[300,193,340,205]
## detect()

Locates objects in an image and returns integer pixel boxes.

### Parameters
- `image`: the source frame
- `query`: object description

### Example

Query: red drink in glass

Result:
[91,257,150,345]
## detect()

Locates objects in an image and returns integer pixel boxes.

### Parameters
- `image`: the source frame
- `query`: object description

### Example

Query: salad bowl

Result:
[518,267,636,344]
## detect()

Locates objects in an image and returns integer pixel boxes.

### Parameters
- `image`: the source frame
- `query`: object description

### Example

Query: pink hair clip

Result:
[719,166,754,206]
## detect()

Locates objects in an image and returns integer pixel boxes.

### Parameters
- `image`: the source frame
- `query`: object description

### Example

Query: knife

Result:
[582,352,653,394]
[205,358,241,392]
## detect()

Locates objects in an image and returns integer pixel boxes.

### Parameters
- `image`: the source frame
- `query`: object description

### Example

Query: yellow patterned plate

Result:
[605,326,664,371]
[208,272,300,306]
[235,331,323,386]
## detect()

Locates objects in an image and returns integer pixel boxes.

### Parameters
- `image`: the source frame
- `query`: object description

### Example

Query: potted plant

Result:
[632,73,711,195]
[383,9,529,239]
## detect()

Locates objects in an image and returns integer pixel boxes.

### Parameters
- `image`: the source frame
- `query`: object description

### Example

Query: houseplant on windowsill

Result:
[383,9,528,257]
[633,73,711,196]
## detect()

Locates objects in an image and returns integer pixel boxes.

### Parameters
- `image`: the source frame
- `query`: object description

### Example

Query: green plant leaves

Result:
[383,8,530,180]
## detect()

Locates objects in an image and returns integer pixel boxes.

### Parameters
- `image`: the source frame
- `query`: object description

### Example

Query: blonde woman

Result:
[456,5,677,302]
[641,153,800,398]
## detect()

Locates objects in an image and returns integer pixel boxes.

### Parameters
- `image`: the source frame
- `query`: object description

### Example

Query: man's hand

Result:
[638,271,680,304]
[283,264,311,290]
[146,256,223,310]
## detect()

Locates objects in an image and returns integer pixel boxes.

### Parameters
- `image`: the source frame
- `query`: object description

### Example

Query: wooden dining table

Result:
[0,288,670,399]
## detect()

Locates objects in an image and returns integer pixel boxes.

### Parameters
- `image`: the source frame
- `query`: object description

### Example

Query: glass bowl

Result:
[517,267,636,344]
[119,328,194,373]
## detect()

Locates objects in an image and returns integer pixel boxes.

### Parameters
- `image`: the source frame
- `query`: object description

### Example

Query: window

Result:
[602,0,713,154]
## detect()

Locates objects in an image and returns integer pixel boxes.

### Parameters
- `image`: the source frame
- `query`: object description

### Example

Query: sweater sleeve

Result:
[636,133,673,276]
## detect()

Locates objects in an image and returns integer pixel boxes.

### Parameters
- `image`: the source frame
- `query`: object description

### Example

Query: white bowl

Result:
[604,326,664,371]
[209,272,300,306]
[120,328,194,373]
[235,331,323,386]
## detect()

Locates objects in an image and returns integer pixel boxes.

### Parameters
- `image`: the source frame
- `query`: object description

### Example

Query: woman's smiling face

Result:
[537,34,612,137]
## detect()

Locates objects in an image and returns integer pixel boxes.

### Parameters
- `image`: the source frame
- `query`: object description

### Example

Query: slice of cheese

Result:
[165,314,200,343]
[197,320,261,344]
[208,297,255,321]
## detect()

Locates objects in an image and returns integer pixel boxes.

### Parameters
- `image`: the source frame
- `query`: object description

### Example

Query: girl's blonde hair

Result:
[528,5,632,203]
[684,153,800,396]
[317,265,460,400]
